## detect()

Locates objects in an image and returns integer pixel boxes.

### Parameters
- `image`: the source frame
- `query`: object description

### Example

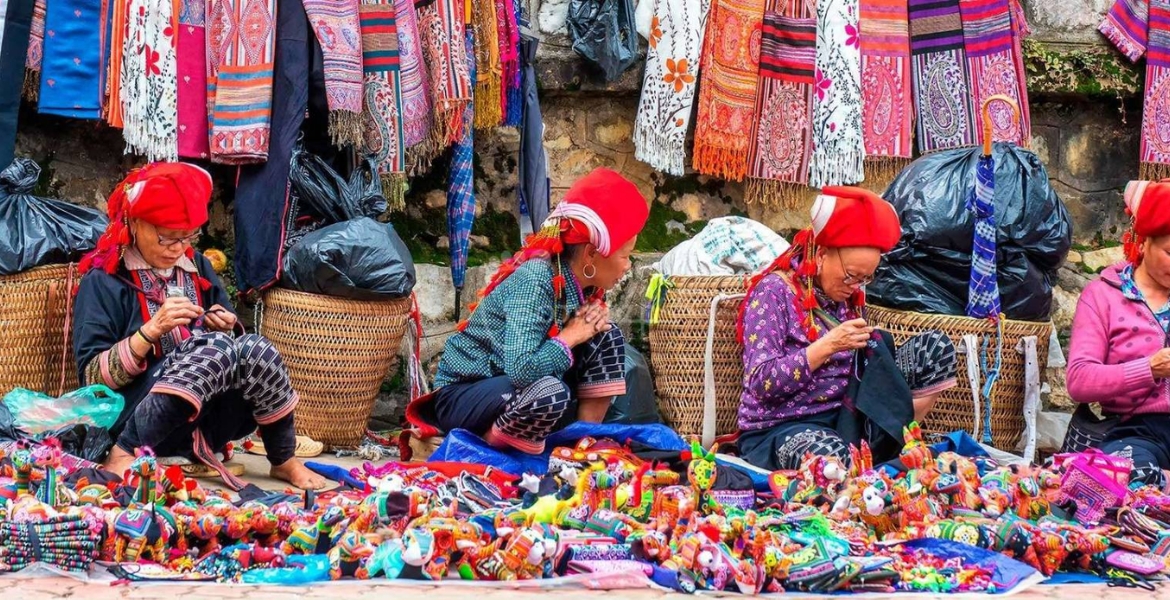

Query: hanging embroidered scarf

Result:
[634,0,713,176]
[177,0,209,158]
[394,0,432,149]
[416,0,472,154]
[121,0,178,160]
[808,0,864,188]
[23,0,44,100]
[471,0,502,128]
[859,0,911,177]
[744,0,814,207]
[360,0,406,209]
[691,0,762,180]
[105,0,128,127]
[1007,0,1031,142]
[207,0,277,164]
[500,0,521,126]
[960,0,1027,146]
[304,0,366,148]
[1102,0,1170,177]
[909,0,976,153]
[1,0,36,169]
[38,0,104,119]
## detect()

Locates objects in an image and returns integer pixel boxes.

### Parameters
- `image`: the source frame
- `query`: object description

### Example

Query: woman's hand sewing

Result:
[202,304,238,332]
[807,318,873,371]
[556,300,612,347]
[142,297,203,339]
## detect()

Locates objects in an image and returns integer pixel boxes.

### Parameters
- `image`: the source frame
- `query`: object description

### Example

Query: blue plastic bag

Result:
[3,385,124,435]
[429,422,687,475]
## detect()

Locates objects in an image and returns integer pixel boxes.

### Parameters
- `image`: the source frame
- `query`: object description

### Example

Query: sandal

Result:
[244,435,324,459]
[178,461,246,479]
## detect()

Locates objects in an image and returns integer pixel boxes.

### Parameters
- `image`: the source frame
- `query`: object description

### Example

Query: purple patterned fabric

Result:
[737,273,853,431]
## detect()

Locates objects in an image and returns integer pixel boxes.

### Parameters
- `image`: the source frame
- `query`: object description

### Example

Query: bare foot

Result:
[103,446,135,479]
[270,458,328,490]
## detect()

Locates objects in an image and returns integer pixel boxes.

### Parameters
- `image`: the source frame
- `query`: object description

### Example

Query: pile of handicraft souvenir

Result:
[0,424,1167,591]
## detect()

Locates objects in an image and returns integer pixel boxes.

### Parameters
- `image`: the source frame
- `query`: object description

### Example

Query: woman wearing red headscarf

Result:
[73,163,325,490]
[1065,180,1170,489]
[406,168,650,454]
[736,187,957,471]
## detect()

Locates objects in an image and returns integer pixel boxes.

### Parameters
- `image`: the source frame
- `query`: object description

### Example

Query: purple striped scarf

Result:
[960,0,1029,147]
[909,0,976,152]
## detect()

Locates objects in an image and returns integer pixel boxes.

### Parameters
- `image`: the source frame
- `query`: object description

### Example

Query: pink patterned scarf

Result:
[414,0,472,159]
[860,0,911,179]
[960,0,1029,147]
[1100,0,1170,177]
[304,0,366,148]
[24,0,46,100]
[177,0,209,159]
[207,0,277,164]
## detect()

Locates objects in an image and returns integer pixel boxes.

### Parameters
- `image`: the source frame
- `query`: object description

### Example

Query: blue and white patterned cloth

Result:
[447,31,477,290]
[966,156,1001,319]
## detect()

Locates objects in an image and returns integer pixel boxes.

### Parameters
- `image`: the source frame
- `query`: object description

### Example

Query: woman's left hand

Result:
[203,304,238,332]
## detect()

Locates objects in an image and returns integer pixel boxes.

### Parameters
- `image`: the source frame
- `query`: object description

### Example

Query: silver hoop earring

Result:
[583,263,597,279]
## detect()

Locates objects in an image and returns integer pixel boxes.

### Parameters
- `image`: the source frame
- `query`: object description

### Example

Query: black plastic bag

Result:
[0,402,114,462]
[605,345,661,425]
[0,159,107,275]
[281,217,416,300]
[288,144,387,224]
[867,143,1072,321]
[567,0,638,82]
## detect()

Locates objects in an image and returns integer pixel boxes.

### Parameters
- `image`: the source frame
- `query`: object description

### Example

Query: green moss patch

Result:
[1023,39,1142,99]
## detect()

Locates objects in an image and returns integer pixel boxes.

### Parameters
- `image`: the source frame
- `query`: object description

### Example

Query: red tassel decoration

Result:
[552,274,566,296]
[548,324,560,337]
[456,320,469,332]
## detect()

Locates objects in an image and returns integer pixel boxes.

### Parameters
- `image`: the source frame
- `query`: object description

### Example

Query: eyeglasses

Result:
[837,251,874,286]
[156,231,201,248]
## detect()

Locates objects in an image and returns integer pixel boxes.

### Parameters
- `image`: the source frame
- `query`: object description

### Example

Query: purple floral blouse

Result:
[737,273,854,431]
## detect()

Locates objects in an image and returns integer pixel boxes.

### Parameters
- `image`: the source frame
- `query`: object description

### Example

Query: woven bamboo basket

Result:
[866,305,1051,451]
[647,275,748,445]
[260,288,412,449]
[0,264,81,398]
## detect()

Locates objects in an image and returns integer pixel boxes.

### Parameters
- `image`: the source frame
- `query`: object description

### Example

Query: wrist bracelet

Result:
[136,328,157,344]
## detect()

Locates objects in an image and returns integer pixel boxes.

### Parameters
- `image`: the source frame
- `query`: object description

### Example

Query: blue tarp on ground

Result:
[428,422,687,475]
[901,538,1040,593]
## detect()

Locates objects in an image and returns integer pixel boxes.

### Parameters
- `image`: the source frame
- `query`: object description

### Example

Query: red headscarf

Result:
[1123,180,1170,264]
[458,168,649,332]
[737,186,902,342]
[79,162,214,277]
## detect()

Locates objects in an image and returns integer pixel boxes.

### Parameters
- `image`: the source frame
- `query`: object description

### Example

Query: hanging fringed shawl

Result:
[471,0,502,128]
[633,0,712,176]
[448,31,476,294]
[960,0,1028,147]
[38,0,104,119]
[415,0,473,156]
[177,0,210,159]
[23,0,44,100]
[121,0,178,161]
[394,0,433,150]
[1007,0,1031,141]
[808,0,864,188]
[859,0,912,182]
[105,0,128,127]
[743,0,814,207]
[692,0,764,180]
[1101,0,1170,178]
[304,0,366,148]
[909,0,976,153]
[207,0,277,164]
[360,0,407,209]
[500,0,521,126]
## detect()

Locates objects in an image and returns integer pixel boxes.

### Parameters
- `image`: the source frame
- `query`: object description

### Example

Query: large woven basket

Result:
[260,288,412,449]
[647,275,748,445]
[866,306,1051,451]
[0,264,81,397]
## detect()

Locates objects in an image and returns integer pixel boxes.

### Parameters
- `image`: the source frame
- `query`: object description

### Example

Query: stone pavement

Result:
[0,578,1158,600]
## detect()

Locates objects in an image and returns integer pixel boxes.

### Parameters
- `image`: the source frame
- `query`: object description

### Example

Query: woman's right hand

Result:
[556,300,611,347]
[142,297,204,339]
[818,318,874,353]
[1151,348,1170,379]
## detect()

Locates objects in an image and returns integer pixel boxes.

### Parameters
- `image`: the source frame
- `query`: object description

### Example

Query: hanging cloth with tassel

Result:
[960,0,1029,148]
[1100,0,1170,178]
[743,0,815,208]
[859,0,912,185]
[121,0,179,161]
[470,0,502,128]
[808,0,864,188]
[23,0,44,100]
[360,0,407,209]
[394,0,433,152]
[499,0,521,126]
[305,0,367,149]
[414,0,472,162]
[909,0,977,153]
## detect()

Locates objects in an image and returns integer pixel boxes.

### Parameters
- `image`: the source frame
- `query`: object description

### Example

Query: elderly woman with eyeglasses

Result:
[735,187,957,471]
[72,163,325,490]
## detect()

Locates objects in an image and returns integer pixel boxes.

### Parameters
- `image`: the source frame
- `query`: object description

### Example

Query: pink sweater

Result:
[1067,264,1170,417]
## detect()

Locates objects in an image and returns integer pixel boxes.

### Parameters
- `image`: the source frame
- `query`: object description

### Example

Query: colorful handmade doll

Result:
[900,422,934,470]
[686,441,719,515]
[328,530,375,579]
[368,539,407,578]
[283,506,345,555]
